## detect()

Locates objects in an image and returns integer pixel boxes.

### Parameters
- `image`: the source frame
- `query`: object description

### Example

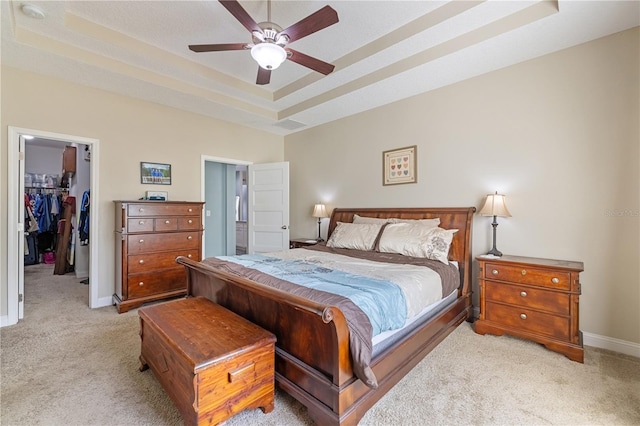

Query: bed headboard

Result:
[328,207,476,293]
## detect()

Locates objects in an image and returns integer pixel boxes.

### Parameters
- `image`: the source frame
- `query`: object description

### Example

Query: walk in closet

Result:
[24,140,90,279]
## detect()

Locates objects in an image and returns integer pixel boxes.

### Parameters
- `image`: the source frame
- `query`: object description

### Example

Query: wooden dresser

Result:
[113,200,204,313]
[139,296,276,425]
[474,255,584,362]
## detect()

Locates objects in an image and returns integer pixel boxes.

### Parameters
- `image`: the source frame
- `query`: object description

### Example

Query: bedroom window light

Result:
[479,192,511,257]
[312,204,329,241]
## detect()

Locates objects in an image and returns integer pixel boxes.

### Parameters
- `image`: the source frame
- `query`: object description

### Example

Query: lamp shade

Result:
[479,193,511,217]
[250,43,287,70]
[312,204,328,218]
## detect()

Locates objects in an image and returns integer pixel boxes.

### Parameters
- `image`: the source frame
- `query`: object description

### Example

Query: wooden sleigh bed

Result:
[176,207,475,425]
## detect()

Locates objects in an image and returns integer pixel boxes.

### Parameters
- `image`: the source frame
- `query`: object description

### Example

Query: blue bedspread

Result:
[217,254,407,336]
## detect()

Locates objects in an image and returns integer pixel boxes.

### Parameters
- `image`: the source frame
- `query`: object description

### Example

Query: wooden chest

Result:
[139,297,276,425]
[474,255,584,362]
[113,200,204,313]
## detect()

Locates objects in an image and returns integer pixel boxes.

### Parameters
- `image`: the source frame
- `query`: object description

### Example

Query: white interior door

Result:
[247,162,289,253]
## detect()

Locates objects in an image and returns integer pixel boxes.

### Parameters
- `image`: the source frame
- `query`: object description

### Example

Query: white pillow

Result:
[378,223,458,264]
[391,217,440,227]
[326,222,383,251]
[352,214,393,225]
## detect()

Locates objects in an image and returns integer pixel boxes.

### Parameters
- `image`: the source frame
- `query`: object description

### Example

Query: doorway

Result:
[6,127,101,327]
[200,156,290,257]
[201,156,251,258]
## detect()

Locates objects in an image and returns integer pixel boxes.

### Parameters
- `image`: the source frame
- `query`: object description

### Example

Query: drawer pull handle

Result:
[188,219,193,224]
[187,254,192,258]
[138,282,144,286]
[521,269,527,276]
[551,277,560,284]
[187,236,193,240]
[188,208,193,212]
[520,313,527,320]
[165,220,170,224]
[139,208,144,212]
[492,269,499,275]
[139,239,144,243]
[520,291,527,297]
[228,362,255,383]
[139,221,145,225]
[138,260,144,264]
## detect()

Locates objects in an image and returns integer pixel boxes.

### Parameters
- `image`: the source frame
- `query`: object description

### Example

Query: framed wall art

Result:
[383,145,417,186]
[140,162,171,185]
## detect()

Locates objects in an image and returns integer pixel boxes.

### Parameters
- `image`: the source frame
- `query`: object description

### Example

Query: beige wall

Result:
[285,28,640,345]
[1,67,283,316]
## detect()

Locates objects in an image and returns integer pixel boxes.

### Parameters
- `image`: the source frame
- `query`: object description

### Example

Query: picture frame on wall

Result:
[140,162,171,185]
[382,145,417,186]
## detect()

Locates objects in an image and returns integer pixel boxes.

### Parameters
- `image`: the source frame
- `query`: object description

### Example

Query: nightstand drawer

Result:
[485,281,570,315]
[485,262,571,290]
[485,302,569,340]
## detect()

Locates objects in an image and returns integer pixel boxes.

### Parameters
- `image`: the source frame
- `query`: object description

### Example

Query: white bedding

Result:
[268,249,444,319]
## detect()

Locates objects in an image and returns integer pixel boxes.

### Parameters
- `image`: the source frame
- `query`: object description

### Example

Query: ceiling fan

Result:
[189,0,339,85]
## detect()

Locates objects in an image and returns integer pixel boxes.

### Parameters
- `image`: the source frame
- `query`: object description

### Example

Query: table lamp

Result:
[479,192,511,257]
[312,204,329,241]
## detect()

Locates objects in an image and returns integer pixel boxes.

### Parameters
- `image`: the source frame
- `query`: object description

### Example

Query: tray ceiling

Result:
[2,1,638,135]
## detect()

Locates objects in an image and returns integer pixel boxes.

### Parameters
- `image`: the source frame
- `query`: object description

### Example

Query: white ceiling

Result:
[2,1,639,136]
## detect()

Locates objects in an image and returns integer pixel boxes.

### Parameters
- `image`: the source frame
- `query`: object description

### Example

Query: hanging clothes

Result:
[78,190,90,245]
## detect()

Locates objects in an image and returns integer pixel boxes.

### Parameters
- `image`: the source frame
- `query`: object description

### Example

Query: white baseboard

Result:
[471,307,639,358]
[583,332,640,358]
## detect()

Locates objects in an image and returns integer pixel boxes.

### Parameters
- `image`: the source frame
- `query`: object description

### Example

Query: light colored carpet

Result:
[1,263,639,425]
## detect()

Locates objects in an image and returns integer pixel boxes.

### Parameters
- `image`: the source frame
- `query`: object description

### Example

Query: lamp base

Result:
[486,247,503,257]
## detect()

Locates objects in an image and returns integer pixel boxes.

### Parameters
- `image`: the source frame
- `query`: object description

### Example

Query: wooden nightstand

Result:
[474,255,584,363]
[290,238,319,249]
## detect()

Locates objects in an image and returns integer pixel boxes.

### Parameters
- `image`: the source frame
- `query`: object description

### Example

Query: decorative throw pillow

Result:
[326,222,384,251]
[378,223,457,264]
[421,227,458,264]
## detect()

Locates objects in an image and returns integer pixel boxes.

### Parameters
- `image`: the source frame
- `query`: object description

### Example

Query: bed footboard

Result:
[176,256,354,401]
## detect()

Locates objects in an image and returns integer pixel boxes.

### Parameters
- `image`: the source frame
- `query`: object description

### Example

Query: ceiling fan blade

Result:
[219,0,262,34]
[287,49,335,75]
[256,67,271,85]
[189,43,247,52]
[280,5,339,43]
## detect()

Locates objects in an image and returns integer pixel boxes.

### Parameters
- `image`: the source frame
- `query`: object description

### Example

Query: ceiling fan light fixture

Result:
[251,42,287,70]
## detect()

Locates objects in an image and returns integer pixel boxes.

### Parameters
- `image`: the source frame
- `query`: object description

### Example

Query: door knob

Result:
[281,225,288,229]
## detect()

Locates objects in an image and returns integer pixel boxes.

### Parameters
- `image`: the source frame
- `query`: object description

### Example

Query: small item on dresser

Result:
[474,254,584,363]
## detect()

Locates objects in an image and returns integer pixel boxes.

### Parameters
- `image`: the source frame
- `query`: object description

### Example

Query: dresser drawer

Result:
[127,203,200,217]
[127,232,200,255]
[178,216,201,230]
[485,281,570,315]
[128,269,186,298]
[485,262,570,290]
[127,218,154,233]
[485,302,570,340]
[128,250,199,274]
[154,217,179,232]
